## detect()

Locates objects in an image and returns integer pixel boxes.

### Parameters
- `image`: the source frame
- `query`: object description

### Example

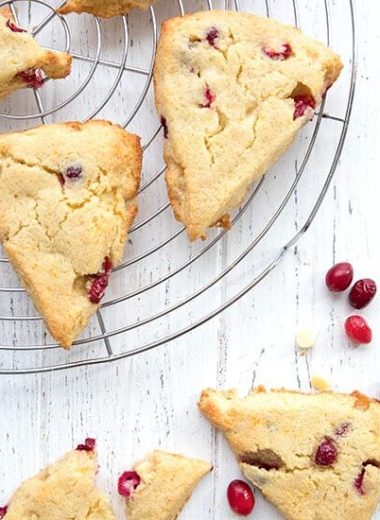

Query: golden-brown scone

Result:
[199,387,380,520]
[58,0,156,17]
[154,11,343,240]
[1,439,116,519]
[0,121,142,348]
[0,8,71,101]
[119,450,212,520]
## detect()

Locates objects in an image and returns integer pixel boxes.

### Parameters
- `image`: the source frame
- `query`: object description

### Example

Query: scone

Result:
[154,11,343,240]
[118,450,212,520]
[0,438,116,519]
[199,387,380,520]
[58,0,156,17]
[0,120,142,348]
[0,8,71,101]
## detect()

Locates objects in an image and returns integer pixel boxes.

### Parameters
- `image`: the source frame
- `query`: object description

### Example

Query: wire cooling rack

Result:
[0,0,356,374]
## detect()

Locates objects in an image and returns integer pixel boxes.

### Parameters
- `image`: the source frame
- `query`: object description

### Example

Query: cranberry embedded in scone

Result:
[0,506,8,519]
[206,27,219,47]
[76,437,96,452]
[263,42,292,60]
[16,69,44,89]
[6,19,26,33]
[315,438,338,466]
[293,94,316,119]
[202,86,216,108]
[87,257,113,304]
[118,471,141,497]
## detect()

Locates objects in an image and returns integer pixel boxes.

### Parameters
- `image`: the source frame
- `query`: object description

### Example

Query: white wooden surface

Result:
[0,0,378,518]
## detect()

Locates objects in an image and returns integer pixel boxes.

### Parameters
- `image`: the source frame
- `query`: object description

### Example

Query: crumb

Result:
[311,375,331,392]
[295,325,316,350]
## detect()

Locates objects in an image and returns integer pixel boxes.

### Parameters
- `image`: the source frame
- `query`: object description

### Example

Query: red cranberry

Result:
[202,86,216,108]
[263,43,292,60]
[293,94,316,119]
[6,19,26,33]
[0,506,7,519]
[87,257,113,304]
[325,262,354,292]
[118,471,141,498]
[17,69,44,89]
[227,480,255,516]
[345,316,372,344]
[354,468,366,495]
[65,165,83,180]
[160,117,168,139]
[349,279,377,309]
[315,438,337,466]
[76,437,96,452]
[206,27,219,47]
[335,423,351,437]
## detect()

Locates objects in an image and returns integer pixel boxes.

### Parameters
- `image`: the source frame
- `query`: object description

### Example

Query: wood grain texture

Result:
[0,0,378,518]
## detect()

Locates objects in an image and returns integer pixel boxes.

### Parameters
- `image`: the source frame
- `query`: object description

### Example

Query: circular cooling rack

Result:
[0,0,356,374]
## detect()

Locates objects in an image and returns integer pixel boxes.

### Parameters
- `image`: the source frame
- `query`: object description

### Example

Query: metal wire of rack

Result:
[0,0,356,374]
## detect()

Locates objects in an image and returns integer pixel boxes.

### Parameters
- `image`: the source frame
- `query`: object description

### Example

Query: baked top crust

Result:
[58,0,156,17]
[199,387,380,520]
[0,120,142,348]
[154,10,343,240]
[124,450,212,520]
[0,8,71,101]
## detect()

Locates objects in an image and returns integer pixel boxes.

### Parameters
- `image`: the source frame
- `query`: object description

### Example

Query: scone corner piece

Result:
[199,387,380,520]
[57,0,156,18]
[120,450,212,520]
[154,10,343,241]
[0,9,72,101]
[1,439,116,520]
[0,120,142,348]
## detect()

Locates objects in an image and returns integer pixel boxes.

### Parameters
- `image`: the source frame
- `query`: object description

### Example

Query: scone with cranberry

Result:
[199,387,380,520]
[0,439,115,520]
[154,11,343,240]
[58,0,156,17]
[0,8,71,101]
[0,120,142,348]
[118,450,212,520]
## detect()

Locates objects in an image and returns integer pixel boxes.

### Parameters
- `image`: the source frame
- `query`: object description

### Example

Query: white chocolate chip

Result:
[295,325,316,350]
[311,375,331,392]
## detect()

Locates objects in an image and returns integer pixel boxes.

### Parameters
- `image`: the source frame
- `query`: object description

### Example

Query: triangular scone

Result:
[199,387,380,520]
[58,0,156,17]
[0,120,142,348]
[154,11,343,240]
[1,440,116,519]
[0,8,71,101]
[121,450,212,520]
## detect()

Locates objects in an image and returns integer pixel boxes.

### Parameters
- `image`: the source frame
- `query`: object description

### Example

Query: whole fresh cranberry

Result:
[349,279,377,309]
[118,471,141,497]
[354,467,366,495]
[76,438,96,452]
[206,27,219,47]
[263,43,292,60]
[17,69,44,89]
[87,258,113,304]
[0,506,7,518]
[293,94,316,119]
[227,480,255,516]
[325,262,354,292]
[315,438,337,466]
[345,316,372,344]
[6,19,26,33]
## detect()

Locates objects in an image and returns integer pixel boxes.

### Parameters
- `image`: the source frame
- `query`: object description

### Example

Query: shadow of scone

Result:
[154,10,343,240]
[0,121,142,348]
[0,8,71,101]
[199,387,380,520]
[58,0,156,17]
